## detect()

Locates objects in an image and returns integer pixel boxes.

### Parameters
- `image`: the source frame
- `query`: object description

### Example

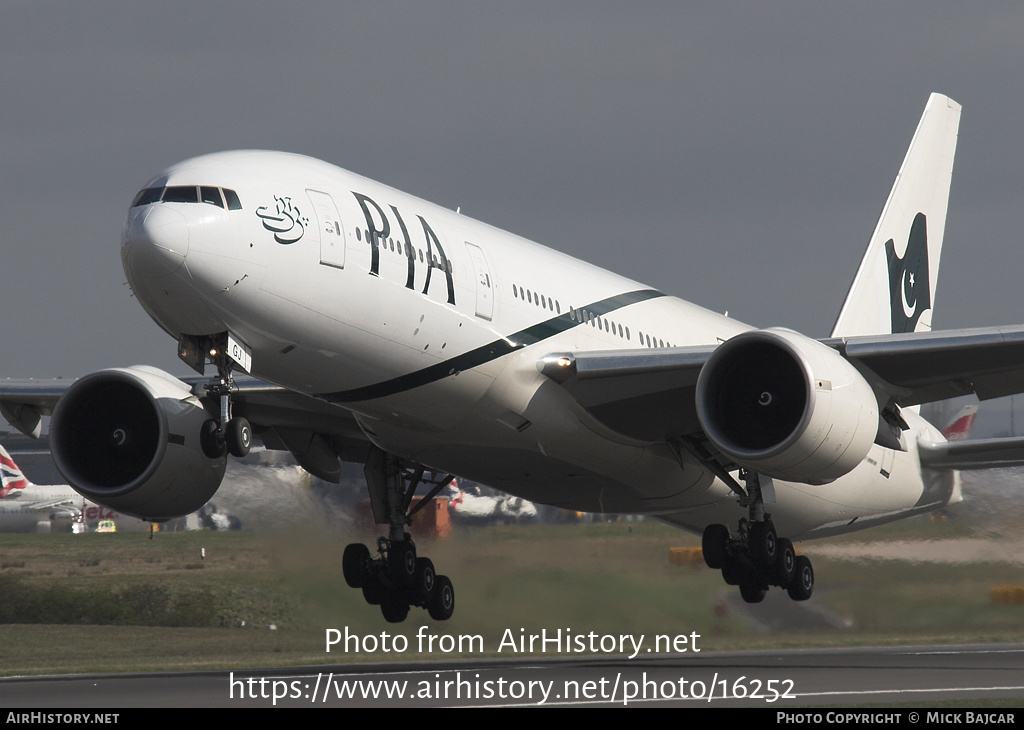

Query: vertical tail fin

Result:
[941,404,978,442]
[0,443,31,497]
[832,93,961,338]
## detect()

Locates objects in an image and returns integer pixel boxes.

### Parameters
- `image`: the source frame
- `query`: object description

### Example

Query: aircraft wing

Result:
[225,378,373,480]
[0,375,372,483]
[19,497,79,513]
[540,324,1024,447]
[822,325,1024,406]
[0,381,69,438]
[539,346,717,442]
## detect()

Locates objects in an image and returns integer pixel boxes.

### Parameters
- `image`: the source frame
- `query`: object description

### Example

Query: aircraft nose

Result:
[121,205,190,279]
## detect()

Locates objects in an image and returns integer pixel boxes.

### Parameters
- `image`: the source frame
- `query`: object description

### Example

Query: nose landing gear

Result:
[177,331,253,460]
[199,354,252,459]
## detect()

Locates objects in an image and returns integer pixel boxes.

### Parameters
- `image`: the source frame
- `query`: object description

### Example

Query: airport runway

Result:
[3,642,1024,708]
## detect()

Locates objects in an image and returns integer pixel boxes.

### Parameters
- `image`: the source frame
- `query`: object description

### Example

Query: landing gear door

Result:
[307,189,345,269]
[465,242,493,321]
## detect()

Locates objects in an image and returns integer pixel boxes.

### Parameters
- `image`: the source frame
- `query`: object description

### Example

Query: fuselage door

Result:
[307,189,345,269]
[465,241,493,320]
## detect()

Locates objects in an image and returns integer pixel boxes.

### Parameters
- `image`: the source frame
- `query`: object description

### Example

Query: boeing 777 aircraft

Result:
[4,93,1024,621]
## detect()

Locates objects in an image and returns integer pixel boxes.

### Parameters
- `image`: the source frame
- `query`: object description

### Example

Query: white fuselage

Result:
[121,151,957,540]
[0,484,81,532]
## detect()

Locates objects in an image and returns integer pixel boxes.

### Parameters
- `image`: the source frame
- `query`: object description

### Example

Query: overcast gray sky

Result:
[3,2,1024,378]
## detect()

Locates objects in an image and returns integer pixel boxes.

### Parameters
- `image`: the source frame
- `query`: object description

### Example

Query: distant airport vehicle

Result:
[6,93,1024,621]
[95,519,117,533]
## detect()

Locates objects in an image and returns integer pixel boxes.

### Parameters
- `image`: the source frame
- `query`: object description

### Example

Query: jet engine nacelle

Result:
[50,366,226,520]
[695,328,879,485]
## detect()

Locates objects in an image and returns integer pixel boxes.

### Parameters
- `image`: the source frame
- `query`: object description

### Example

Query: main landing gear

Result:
[701,472,814,604]
[342,449,455,623]
[343,535,454,623]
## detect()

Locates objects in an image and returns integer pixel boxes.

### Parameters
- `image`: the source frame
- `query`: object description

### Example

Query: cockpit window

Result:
[201,186,224,208]
[162,186,199,203]
[132,187,164,207]
[130,185,242,210]
[223,188,242,210]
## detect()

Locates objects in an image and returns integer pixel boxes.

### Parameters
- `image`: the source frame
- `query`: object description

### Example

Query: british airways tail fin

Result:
[0,443,31,497]
[940,404,978,442]
[832,93,961,338]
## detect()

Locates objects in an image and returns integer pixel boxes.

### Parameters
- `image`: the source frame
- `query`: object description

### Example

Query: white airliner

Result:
[0,443,82,532]
[0,443,136,532]
[4,92,1024,621]
[446,480,539,524]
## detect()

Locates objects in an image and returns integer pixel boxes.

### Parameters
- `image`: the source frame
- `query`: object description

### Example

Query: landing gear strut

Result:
[199,350,251,459]
[343,448,456,622]
[702,471,814,603]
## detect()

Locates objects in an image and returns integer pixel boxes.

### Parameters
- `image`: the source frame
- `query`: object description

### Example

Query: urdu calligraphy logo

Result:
[256,195,310,244]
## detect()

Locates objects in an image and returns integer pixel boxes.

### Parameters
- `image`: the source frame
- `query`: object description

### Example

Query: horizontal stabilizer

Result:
[919,435,1024,470]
